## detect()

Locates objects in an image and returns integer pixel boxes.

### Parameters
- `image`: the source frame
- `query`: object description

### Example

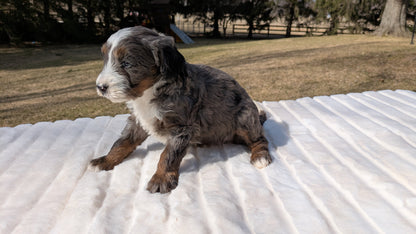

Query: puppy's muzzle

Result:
[97,84,108,94]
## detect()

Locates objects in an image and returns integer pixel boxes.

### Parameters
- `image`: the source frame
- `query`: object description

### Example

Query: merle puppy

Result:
[90,26,271,193]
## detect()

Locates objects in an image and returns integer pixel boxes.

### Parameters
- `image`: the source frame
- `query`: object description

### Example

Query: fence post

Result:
[232,24,235,36]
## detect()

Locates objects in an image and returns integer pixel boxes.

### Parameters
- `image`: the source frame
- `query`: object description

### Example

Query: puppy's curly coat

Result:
[90,26,271,193]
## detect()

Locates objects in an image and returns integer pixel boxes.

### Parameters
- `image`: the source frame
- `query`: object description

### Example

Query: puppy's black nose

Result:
[97,84,108,94]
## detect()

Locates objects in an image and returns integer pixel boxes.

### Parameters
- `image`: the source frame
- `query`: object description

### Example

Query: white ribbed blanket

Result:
[0,90,415,234]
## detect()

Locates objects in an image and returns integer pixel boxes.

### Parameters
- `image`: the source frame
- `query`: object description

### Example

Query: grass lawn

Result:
[1,35,415,127]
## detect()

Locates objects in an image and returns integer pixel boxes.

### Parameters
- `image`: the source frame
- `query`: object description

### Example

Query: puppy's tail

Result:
[254,101,267,125]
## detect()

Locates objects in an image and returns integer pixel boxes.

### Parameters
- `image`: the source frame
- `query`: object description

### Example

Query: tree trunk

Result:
[375,0,409,37]
[285,5,294,38]
[67,0,73,19]
[212,10,221,38]
[104,2,111,36]
[43,0,50,21]
[222,19,228,37]
[115,0,124,21]
[86,0,95,32]
[328,18,338,35]
[248,21,254,38]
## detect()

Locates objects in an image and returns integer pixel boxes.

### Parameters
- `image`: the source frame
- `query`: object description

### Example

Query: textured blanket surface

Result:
[0,90,416,234]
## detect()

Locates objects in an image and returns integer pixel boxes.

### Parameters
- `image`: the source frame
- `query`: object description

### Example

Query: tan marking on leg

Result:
[147,137,189,193]
[235,129,272,169]
[89,138,140,171]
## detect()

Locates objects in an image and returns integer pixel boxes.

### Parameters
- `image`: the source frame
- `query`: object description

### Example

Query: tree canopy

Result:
[0,0,414,44]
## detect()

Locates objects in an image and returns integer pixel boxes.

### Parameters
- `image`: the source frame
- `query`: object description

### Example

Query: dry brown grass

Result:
[1,35,415,127]
[0,45,128,127]
[179,35,416,101]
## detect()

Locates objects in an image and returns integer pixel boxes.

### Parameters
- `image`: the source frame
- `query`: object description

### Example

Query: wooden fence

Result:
[175,21,353,38]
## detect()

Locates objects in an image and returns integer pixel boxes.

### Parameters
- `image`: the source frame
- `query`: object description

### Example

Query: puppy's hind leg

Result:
[236,129,272,169]
[249,135,271,169]
[89,116,148,171]
[235,108,272,169]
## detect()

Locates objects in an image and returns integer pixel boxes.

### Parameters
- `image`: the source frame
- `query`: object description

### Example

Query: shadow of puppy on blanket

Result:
[89,26,272,194]
[179,119,290,174]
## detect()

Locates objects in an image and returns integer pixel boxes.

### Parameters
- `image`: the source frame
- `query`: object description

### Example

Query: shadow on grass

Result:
[177,36,288,49]
[0,96,99,116]
[0,82,95,104]
[0,36,306,71]
[0,44,102,71]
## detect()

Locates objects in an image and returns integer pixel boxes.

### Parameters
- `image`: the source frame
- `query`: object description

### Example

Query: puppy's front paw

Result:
[251,151,272,169]
[88,156,115,171]
[147,172,179,194]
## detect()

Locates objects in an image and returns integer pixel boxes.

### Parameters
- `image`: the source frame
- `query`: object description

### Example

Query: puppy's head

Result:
[96,26,187,103]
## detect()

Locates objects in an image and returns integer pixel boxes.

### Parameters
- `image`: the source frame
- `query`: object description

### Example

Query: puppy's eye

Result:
[120,61,132,69]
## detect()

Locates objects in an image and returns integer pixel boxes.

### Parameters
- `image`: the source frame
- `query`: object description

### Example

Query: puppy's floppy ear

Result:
[148,36,187,79]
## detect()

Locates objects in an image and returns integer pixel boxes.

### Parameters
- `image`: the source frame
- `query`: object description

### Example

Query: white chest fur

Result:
[126,85,168,143]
